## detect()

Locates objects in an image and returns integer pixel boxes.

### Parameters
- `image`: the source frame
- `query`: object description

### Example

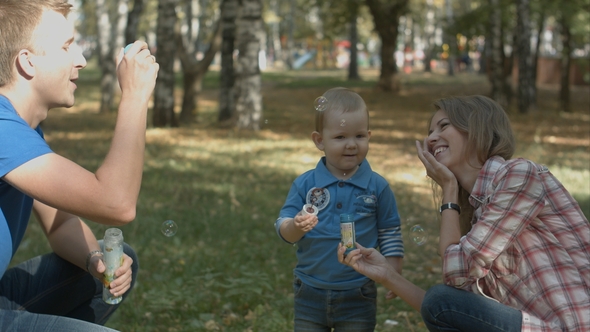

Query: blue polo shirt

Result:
[275,157,403,290]
[0,95,52,278]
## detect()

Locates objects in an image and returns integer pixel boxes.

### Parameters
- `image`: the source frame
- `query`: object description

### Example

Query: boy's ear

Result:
[16,49,36,79]
[311,131,324,150]
[367,130,372,140]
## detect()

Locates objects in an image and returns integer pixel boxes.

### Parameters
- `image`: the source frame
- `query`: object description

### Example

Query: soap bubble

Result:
[161,220,178,237]
[314,96,328,112]
[410,224,427,245]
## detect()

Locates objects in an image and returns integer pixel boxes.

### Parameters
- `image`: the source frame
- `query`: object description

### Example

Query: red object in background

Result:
[336,40,351,48]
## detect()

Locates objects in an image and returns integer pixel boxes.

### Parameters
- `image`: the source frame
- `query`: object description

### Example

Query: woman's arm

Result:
[338,243,426,311]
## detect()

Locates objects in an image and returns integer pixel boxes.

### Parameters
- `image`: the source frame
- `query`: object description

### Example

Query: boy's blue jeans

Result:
[421,284,522,332]
[293,276,377,332]
[0,242,138,331]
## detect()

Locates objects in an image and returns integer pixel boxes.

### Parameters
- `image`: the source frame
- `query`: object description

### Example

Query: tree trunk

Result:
[152,0,178,127]
[234,0,264,130]
[516,0,534,113]
[218,0,238,123]
[269,0,282,68]
[489,0,508,108]
[532,11,544,94]
[559,14,572,112]
[445,0,455,76]
[125,0,144,45]
[177,18,223,124]
[285,0,296,70]
[423,0,436,73]
[348,5,360,80]
[365,0,409,92]
[95,0,127,113]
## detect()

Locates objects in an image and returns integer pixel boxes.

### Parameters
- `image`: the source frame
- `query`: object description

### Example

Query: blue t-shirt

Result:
[0,95,52,278]
[275,157,403,290]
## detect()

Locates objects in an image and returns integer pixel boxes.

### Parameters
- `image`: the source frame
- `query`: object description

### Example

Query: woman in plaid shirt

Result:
[339,95,589,332]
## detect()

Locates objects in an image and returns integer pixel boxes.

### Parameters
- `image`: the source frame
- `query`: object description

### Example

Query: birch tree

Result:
[347,1,360,80]
[152,0,179,127]
[176,0,222,124]
[125,0,145,45]
[234,0,264,130]
[558,13,572,113]
[489,0,508,108]
[365,0,409,92]
[218,0,238,123]
[516,0,534,113]
[95,0,128,113]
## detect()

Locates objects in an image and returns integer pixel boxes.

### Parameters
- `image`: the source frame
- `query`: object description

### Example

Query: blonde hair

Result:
[431,95,515,234]
[0,0,72,87]
[315,87,369,133]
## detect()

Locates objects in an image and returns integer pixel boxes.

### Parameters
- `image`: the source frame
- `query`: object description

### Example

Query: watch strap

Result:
[439,202,461,215]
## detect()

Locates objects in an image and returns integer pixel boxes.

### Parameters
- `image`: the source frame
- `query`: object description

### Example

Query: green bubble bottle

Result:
[102,228,124,304]
[340,213,356,254]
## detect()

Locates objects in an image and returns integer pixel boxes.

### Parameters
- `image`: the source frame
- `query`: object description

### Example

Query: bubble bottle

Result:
[340,213,356,254]
[102,228,124,304]
[301,204,318,217]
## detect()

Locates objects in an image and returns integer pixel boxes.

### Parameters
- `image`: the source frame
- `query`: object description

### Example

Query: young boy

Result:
[275,87,404,331]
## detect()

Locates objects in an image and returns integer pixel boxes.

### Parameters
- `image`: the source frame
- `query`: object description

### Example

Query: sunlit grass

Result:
[12,68,589,332]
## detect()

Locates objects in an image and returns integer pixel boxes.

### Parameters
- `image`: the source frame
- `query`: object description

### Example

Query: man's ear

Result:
[311,131,324,151]
[15,49,36,79]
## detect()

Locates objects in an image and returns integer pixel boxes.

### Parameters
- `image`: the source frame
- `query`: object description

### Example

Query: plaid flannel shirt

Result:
[443,156,590,332]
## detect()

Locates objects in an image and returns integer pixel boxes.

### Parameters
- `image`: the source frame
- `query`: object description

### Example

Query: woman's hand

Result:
[337,243,395,285]
[415,139,457,188]
[338,243,427,312]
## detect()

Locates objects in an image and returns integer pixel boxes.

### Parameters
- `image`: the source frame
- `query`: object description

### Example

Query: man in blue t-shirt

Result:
[0,1,158,331]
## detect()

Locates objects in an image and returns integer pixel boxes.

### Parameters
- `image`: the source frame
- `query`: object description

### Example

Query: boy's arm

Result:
[278,214,318,244]
[279,218,306,243]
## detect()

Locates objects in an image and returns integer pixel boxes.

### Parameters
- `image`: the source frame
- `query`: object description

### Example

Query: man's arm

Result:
[4,42,158,225]
[33,200,133,295]
[33,199,100,271]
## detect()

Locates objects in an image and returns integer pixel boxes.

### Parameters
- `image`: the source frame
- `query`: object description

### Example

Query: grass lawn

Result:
[11,65,590,332]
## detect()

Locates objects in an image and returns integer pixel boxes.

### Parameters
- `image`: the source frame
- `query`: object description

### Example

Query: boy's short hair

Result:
[315,87,369,133]
[432,95,515,166]
[0,0,72,87]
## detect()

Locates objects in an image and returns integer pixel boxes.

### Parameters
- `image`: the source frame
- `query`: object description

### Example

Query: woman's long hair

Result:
[430,95,515,235]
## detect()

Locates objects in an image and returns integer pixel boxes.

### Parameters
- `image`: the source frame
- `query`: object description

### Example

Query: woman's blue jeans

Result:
[421,284,522,332]
[293,277,377,332]
[0,242,138,331]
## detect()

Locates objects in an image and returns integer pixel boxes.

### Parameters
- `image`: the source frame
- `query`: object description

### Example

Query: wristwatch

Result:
[439,202,461,215]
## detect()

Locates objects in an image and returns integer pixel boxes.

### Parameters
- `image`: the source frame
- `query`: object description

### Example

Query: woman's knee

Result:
[421,284,455,318]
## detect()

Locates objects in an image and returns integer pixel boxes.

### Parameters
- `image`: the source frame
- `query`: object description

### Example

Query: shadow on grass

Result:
[13,69,589,332]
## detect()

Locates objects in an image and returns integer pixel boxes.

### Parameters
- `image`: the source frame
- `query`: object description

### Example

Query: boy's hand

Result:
[385,290,398,300]
[293,213,318,232]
